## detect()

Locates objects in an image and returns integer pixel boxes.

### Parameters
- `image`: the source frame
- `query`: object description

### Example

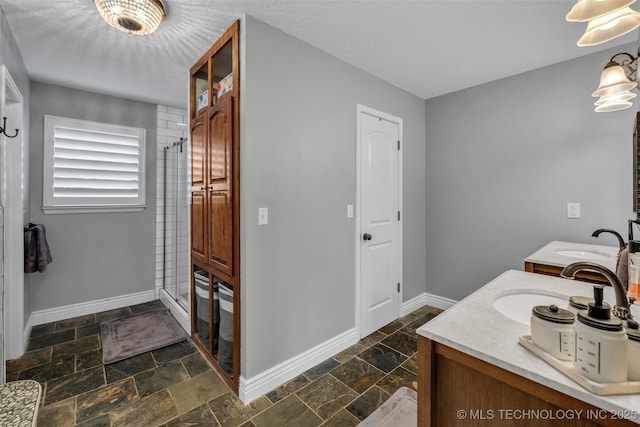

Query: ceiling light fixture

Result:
[94,0,166,37]
[592,53,638,112]
[566,0,640,46]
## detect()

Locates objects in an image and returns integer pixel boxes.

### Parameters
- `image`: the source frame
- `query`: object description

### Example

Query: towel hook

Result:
[0,117,19,139]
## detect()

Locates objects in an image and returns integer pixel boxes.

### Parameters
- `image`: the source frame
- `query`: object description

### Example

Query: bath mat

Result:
[357,386,417,427]
[100,309,187,364]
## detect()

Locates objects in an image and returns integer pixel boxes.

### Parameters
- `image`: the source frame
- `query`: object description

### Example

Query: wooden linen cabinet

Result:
[189,21,241,394]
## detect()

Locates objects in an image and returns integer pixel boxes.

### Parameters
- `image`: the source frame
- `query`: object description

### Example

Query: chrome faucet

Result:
[560,262,633,320]
[592,228,626,251]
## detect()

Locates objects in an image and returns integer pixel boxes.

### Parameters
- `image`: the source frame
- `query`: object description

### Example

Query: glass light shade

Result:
[594,91,637,105]
[566,0,634,22]
[94,0,165,36]
[595,99,634,112]
[592,63,637,97]
[577,7,640,46]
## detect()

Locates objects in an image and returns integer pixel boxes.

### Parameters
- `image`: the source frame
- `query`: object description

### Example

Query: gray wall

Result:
[425,43,636,302]
[241,16,427,378]
[0,5,31,326]
[28,82,157,312]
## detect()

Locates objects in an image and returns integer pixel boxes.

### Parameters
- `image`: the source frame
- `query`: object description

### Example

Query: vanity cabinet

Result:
[524,261,611,285]
[189,20,240,394]
[418,337,635,427]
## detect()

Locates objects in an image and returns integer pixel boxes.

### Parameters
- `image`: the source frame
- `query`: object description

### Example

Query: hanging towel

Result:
[24,223,52,273]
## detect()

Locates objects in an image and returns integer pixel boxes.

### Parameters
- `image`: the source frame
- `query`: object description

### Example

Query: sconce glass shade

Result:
[595,97,634,111]
[566,0,634,22]
[577,7,640,46]
[594,91,637,105]
[94,0,166,36]
[592,62,637,97]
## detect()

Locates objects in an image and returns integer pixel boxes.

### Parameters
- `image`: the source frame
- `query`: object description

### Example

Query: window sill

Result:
[42,205,146,214]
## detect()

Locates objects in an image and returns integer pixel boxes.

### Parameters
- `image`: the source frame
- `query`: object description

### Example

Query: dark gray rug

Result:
[100,309,187,364]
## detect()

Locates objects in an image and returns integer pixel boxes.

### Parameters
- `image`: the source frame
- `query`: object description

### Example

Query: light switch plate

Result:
[347,204,354,219]
[567,202,581,219]
[258,207,268,225]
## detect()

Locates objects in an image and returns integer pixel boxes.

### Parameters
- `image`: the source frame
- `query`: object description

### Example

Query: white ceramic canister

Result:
[626,319,640,381]
[531,304,575,360]
[573,285,628,383]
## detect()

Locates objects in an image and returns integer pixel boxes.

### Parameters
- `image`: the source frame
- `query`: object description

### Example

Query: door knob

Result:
[363,233,372,241]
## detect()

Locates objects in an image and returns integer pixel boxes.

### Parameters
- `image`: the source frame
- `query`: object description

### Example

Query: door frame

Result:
[355,104,403,339]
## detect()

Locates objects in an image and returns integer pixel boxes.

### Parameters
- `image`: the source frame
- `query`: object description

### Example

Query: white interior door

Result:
[358,106,401,338]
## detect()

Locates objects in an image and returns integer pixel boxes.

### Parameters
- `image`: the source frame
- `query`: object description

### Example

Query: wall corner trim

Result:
[30,289,156,326]
[239,327,359,404]
[401,292,457,317]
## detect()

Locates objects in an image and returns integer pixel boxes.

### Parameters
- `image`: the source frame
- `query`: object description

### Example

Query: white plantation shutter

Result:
[43,115,146,213]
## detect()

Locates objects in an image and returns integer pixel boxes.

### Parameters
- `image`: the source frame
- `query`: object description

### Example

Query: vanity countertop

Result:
[417,270,640,424]
[524,240,619,271]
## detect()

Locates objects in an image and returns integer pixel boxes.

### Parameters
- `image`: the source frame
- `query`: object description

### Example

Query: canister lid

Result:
[532,304,575,324]
[626,319,640,342]
[577,310,624,331]
[569,296,594,311]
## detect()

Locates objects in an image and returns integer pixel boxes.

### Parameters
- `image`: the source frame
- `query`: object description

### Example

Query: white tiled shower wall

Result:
[156,105,189,307]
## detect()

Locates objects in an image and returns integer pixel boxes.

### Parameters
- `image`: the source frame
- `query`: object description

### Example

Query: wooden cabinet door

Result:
[190,120,207,265]
[207,97,234,275]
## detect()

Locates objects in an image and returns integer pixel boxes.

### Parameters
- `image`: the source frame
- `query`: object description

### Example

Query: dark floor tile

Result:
[376,366,418,395]
[400,317,430,335]
[303,358,340,381]
[27,328,75,351]
[346,386,390,421]
[402,353,418,375]
[18,356,75,382]
[266,374,310,404]
[296,374,358,420]
[208,392,271,427]
[330,356,385,393]
[161,404,219,427]
[381,331,417,357]
[75,414,111,427]
[35,397,76,427]
[95,307,132,323]
[44,366,105,405]
[239,422,255,427]
[134,359,189,397]
[76,323,101,339]
[333,343,368,364]
[152,340,195,365]
[51,335,101,361]
[181,352,211,377]
[76,378,138,424]
[378,319,407,335]
[252,395,322,427]
[6,347,52,373]
[55,314,96,332]
[129,300,165,314]
[359,330,387,348]
[359,344,407,373]
[410,305,440,317]
[77,349,103,372]
[105,352,156,384]
[319,409,360,427]
[168,370,229,414]
[110,389,177,427]
[30,323,55,338]
[6,370,19,382]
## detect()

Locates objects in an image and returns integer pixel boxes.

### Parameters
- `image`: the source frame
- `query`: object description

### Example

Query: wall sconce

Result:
[0,116,18,138]
[592,52,638,112]
[566,0,640,46]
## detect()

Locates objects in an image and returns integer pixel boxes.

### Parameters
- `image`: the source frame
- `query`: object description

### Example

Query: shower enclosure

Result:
[162,137,190,310]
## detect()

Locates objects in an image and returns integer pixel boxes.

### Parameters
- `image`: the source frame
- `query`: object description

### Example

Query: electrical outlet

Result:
[567,202,581,219]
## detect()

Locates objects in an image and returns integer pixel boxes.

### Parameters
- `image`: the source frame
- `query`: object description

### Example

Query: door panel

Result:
[191,121,206,191]
[208,97,232,191]
[360,111,400,338]
[208,192,233,274]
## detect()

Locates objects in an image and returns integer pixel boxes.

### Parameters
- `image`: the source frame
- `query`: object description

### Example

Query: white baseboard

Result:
[22,315,32,353]
[239,327,359,404]
[30,289,156,326]
[159,289,191,335]
[401,292,457,316]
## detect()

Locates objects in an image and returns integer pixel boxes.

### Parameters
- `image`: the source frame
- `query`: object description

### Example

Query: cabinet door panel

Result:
[208,192,233,274]
[208,97,233,187]
[191,191,207,264]
[191,121,206,191]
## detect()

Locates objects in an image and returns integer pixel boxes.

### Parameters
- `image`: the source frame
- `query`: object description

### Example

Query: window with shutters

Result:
[42,115,146,214]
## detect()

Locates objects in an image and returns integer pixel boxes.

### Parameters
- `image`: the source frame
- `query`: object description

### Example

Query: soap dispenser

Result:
[573,285,628,383]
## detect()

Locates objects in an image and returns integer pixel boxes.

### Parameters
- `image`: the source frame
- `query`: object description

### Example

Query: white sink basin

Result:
[492,290,569,325]
[554,249,612,261]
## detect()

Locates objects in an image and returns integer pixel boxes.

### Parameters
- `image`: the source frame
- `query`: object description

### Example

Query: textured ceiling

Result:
[0,0,637,108]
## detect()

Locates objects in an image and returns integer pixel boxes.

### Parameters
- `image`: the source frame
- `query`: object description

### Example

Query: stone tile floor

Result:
[6,300,442,426]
